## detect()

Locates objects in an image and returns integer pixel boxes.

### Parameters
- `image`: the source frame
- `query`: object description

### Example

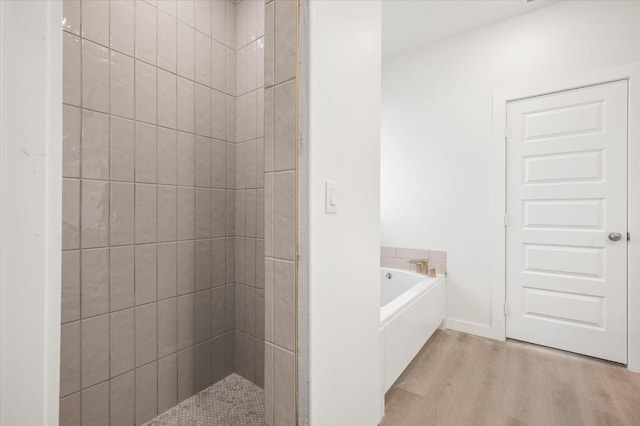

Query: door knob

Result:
[609,232,623,241]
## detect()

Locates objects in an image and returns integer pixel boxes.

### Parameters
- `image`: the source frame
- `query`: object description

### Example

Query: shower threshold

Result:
[143,373,264,426]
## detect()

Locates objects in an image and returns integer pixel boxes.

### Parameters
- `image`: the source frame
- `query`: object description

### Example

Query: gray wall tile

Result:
[212,190,227,238]
[245,286,256,336]
[61,251,81,323]
[110,1,135,56]
[177,241,195,295]
[81,180,110,249]
[177,78,195,133]
[110,308,135,377]
[195,239,212,291]
[110,50,135,119]
[177,294,195,350]
[212,238,226,286]
[158,69,177,129]
[195,340,213,392]
[60,322,81,397]
[82,0,109,46]
[212,334,226,383]
[255,338,265,388]
[195,85,212,137]
[135,244,157,305]
[273,0,296,85]
[264,342,273,425]
[211,286,226,337]
[158,354,178,414]
[158,11,178,73]
[81,110,110,180]
[195,188,212,238]
[245,238,256,287]
[255,289,265,340]
[264,2,274,88]
[135,60,158,124]
[212,141,226,188]
[110,246,135,311]
[176,132,195,186]
[158,186,178,242]
[81,248,109,318]
[81,382,109,426]
[62,178,80,250]
[158,242,178,300]
[135,184,158,244]
[135,0,157,65]
[81,315,109,388]
[110,117,135,182]
[110,371,135,426]
[195,289,212,343]
[135,362,158,424]
[273,347,295,426]
[273,260,295,352]
[235,330,255,383]
[82,40,109,113]
[225,331,235,376]
[110,182,135,246]
[60,392,81,426]
[177,22,195,80]
[274,80,296,171]
[158,128,178,185]
[158,298,178,358]
[135,123,158,183]
[273,171,295,260]
[63,33,81,106]
[135,303,158,367]
[177,187,195,240]
[63,105,81,178]
[226,284,236,333]
[177,347,195,402]
[212,90,227,141]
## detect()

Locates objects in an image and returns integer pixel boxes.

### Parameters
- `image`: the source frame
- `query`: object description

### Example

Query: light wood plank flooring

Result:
[380,329,640,426]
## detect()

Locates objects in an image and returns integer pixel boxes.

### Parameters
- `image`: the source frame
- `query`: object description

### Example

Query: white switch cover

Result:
[325,180,337,214]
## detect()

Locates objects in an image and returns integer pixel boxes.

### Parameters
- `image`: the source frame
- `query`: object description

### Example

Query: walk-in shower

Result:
[59,0,297,424]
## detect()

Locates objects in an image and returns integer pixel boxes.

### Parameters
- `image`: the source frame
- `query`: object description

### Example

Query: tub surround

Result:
[381,246,446,274]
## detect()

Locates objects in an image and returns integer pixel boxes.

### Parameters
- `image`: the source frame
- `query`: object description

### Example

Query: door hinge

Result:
[505,125,511,141]
[504,303,508,316]
[504,214,509,227]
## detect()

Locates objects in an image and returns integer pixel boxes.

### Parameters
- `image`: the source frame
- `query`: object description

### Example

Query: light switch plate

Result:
[325,180,337,214]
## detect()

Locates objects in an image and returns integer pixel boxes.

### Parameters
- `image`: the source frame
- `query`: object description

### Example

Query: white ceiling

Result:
[382,0,554,58]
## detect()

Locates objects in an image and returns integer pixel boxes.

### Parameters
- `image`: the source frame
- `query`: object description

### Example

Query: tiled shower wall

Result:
[264,0,298,424]
[231,0,266,388]
[60,0,238,424]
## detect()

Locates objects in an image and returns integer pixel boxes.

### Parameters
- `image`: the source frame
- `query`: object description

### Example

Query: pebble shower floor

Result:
[143,374,264,426]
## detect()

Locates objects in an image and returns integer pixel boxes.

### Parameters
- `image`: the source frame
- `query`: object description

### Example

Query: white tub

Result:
[379,267,446,393]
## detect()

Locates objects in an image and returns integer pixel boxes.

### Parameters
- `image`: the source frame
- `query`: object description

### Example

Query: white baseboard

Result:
[445,318,494,339]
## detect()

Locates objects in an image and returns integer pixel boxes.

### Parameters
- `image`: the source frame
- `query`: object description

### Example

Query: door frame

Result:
[490,63,640,372]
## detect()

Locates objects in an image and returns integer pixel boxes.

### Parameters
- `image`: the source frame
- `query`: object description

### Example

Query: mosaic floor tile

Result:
[144,374,264,426]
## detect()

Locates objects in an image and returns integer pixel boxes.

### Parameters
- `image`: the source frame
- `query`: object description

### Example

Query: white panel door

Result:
[506,80,628,363]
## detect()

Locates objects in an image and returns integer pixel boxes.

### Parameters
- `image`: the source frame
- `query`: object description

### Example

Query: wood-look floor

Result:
[380,329,640,426]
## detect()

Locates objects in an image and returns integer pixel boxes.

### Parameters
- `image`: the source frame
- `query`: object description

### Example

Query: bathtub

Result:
[379,267,446,393]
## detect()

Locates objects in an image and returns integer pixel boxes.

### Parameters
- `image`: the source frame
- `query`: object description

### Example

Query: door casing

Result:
[490,63,640,372]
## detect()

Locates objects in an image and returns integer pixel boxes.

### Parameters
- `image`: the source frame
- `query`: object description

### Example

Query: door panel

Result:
[506,80,628,363]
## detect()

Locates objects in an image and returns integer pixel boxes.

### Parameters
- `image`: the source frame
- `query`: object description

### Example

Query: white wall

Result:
[306,1,383,424]
[0,1,62,424]
[381,1,640,337]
